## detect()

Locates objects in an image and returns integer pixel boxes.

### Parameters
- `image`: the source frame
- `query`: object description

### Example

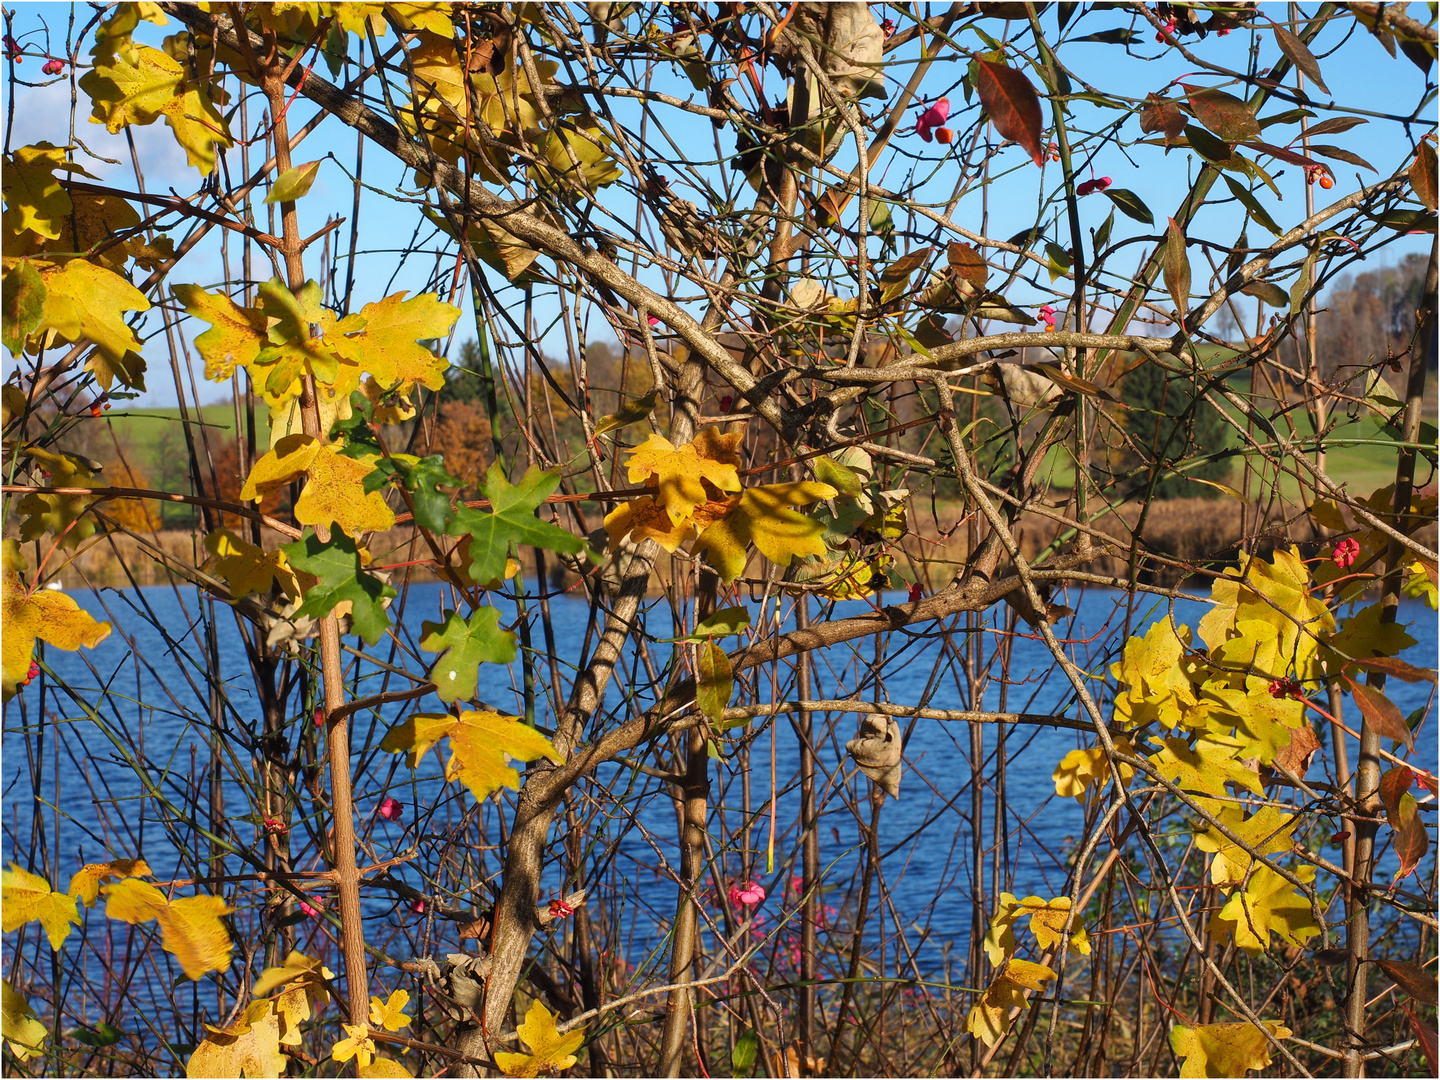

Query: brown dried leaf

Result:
[974,59,1044,167]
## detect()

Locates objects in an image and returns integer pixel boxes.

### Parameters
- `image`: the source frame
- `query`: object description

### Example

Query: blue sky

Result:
[2,2,1434,408]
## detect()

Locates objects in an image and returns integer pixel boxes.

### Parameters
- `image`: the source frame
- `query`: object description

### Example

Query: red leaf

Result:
[1349,656,1438,684]
[1139,94,1186,143]
[1375,959,1438,1007]
[1411,141,1438,212]
[975,59,1045,167]
[1182,85,1261,143]
[1379,765,1416,822]
[1393,810,1429,883]
[1244,140,1321,170]
[1404,1005,1439,1072]
[1347,678,1415,752]
[947,242,988,290]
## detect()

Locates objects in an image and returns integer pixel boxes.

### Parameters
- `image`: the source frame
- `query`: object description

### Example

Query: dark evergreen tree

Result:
[1121,361,1234,500]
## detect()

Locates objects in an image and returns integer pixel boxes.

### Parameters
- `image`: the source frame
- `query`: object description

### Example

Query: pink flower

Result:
[378,797,403,822]
[314,707,325,726]
[1075,176,1112,196]
[728,881,766,907]
[41,58,63,75]
[410,898,427,915]
[916,98,950,142]
[1332,537,1360,569]
[647,314,660,327]
[300,899,323,918]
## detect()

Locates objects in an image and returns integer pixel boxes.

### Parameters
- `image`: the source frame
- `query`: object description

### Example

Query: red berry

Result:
[934,126,954,144]
[1318,174,1333,190]
[90,405,102,417]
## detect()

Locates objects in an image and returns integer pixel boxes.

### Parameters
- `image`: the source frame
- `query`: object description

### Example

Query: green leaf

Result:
[732,1028,758,1075]
[594,389,657,436]
[70,1023,124,1048]
[2,260,45,355]
[264,160,322,204]
[1309,144,1375,172]
[1101,188,1154,225]
[420,608,517,703]
[1241,281,1289,308]
[1289,249,1318,317]
[1223,174,1283,236]
[1093,209,1115,253]
[404,454,460,534]
[1163,218,1191,321]
[684,606,751,641]
[282,530,396,646]
[1183,85,1261,143]
[1072,28,1140,45]
[1184,124,1235,167]
[697,639,733,725]
[446,464,585,585]
[814,454,866,496]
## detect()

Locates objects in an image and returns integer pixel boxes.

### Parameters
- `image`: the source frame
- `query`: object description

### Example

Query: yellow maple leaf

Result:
[369,989,412,1033]
[332,1023,377,1070]
[102,877,234,979]
[386,2,453,36]
[204,529,301,600]
[2,143,73,239]
[690,481,837,582]
[80,43,232,174]
[1194,805,1296,890]
[1199,547,1333,683]
[382,710,563,799]
[187,999,283,1079]
[1170,1020,1292,1077]
[34,257,150,383]
[173,284,270,380]
[982,894,1089,966]
[1,979,47,1063]
[623,431,744,524]
[16,447,102,550]
[1147,733,1262,805]
[1209,864,1320,955]
[67,857,151,907]
[2,565,112,700]
[380,712,459,769]
[495,1000,585,1077]
[359,1059,417,1078]
[602,496,699,553]
[1051,738,1136,802]
[345,290,461,393]
[2,864,81,949]
[253,949,333,1045]
[964,959,1056,1048]
[294,445,396,537]
[240,434,321,503]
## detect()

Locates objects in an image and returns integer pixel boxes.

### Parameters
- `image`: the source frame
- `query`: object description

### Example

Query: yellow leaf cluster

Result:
[1170,1020,1292,1077]
[964,958,1057,1048]
[624,430,743,524]
[495,1000,585,1077]
[175,279,459,411]
[239,434,395,538]
[204,529,302,600]
[1209,864,1320,955]
[15,447,102,549]
[102,877,234,980]
[982,893,1090,967]
[381,710,564,800]
[1,979,47,1063]
[2,560,112,700]
[332,1023,378,1070]
[68,857,152,907]
[187,999,283,1079]
[1199,547,1333,684]
[2,865,81,949]
[369,989,412,1033]
[1051,738,1135,802]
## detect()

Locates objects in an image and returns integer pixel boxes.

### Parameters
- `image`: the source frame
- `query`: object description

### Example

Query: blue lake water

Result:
[4,578,1436,1001]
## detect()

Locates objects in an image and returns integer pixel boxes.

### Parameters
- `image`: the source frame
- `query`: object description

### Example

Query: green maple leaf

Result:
[420,608,517,703]
[282,530,395,646]
[446,464,584,585]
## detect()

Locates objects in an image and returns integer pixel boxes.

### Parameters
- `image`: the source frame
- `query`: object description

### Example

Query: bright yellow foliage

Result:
[602,496,698,552]
[495,1000,584,1077]
[359,1059,417,1078]
[240,434,321,502]
[204,530,301,600]
[983,893,1089,966]
[1210,864,1321,955]
[369,989,412,1032]
[102,877,234,979]
[382,710,564,799]
[1051,738,1135,802]
[2,142,74,239]
[67,857,151,907]
[623,431,743,525]
[964,959,1057,1048]
[2,865,81,949]
[253,950,333,1046]
[332,1023,377,1070]
[16,446,102,549]
[1195,805,1296,889]
[1170,1020,1292,1077]
[187,999,283,1079]
[1199,546,1333,683]
[1,979,47,1062]
[345,291,460,392]
[33,258,150,386]
[1147,734,1262,804]
[2,564,112,700]
[294,445,396,537]
[172,284,269,381]
[691,482,838,582]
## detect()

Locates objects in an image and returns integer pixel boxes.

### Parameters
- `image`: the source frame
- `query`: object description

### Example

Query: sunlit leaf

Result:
[696,640,732,725]
[67,857,151,907]
[264,160,322,204]
[420,608,517,703]
[446,464,585,585]
[623,430,743,525]
[1,979,48,1062]
[2,865,81,949]
[974,59,1044,167]
[282,530,397,646]
[1170,1020,1292,1077]
[383,710,563,800]
[369,989,412,1033]
[495,1000,584,1077]
[691,482,838,583]
[2,562,112,700]
[187,999,283,1079]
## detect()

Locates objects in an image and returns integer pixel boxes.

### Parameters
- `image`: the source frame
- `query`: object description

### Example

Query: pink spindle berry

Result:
[1075,176,1112,196]
[908,582,923,603]
[314,707,324,726]
[1268,678,1303,700]
[42,58,63,75]
[263,818,288,834]
[1038,305,1057,328]
[300,899,323,918]
[378,797,403,822]
[915,98,950,142]
[410,898,427,915]
[1332,537,1360,569]
[728,881,766,908]
[647,314,660,326]
[548,897,575,920]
